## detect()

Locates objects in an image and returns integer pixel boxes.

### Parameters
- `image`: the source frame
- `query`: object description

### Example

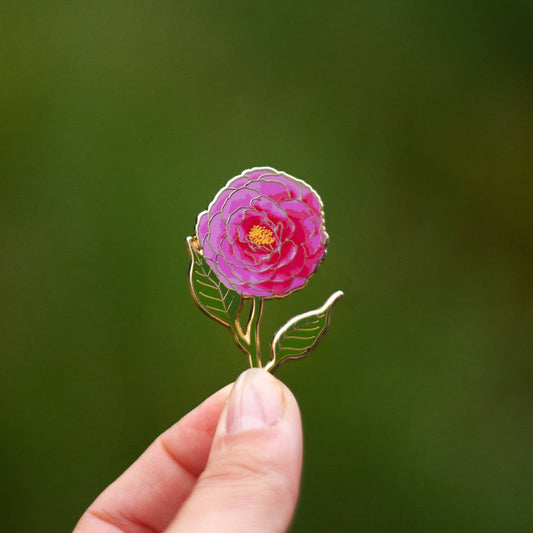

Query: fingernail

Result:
[225,369,284,434]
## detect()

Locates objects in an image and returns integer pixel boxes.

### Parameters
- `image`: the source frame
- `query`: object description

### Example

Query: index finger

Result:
[74,384,232,533]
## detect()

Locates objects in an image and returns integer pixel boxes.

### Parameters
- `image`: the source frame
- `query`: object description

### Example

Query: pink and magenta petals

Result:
[207,187,233,219]
[196,212,209,247]
[222,187,260,217]
[274,245,306,279]
[301,187,323,214]
[226,176,249,189]
[279,199,316,242]
[207,211,226,243]
[244,167,277,182]
[252,179,291,203]
[299,246,326,278]
[249,195,286,219]
[226,207,250,244]
[275,240,298,269]
[196,167,327,298]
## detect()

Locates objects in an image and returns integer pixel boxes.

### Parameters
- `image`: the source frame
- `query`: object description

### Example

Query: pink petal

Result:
[221,187,261,218]
[196,211,209,248]
[243,167,278,181]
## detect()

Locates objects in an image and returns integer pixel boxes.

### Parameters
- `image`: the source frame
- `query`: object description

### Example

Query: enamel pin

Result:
[186,167,343,372]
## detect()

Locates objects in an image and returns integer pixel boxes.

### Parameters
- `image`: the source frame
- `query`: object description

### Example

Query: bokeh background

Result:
[1,1,532,531]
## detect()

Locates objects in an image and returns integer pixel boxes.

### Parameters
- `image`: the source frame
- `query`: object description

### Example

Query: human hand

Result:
[74,369,303,533]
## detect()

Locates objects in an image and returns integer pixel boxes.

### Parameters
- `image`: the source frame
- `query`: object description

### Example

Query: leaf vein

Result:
[283,335,318,341]
[198,291,224,303]
[195,279,217,289]
[294,326,321,332]
[278,346,308,354]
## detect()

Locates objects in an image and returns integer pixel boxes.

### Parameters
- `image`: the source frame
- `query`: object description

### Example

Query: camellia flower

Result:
[187,166,342,371]
[195,167,328,298]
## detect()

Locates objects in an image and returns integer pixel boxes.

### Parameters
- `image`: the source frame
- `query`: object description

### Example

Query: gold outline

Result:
[265,290,344,373]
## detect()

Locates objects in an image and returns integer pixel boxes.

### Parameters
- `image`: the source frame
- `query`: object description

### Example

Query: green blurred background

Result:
[1,1,532,531]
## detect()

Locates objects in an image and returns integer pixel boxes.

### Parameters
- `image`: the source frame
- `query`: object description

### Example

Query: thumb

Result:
[167,368,303,533]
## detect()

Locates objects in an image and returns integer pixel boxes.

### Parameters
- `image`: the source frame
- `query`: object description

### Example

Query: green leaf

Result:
[186,236,243,328]
[268,291,344,372]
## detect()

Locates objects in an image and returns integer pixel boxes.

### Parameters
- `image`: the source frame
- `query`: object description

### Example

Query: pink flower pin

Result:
[187,167,343,372]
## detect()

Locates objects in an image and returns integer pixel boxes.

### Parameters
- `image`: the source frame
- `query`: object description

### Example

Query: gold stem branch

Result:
[233,296,264,368]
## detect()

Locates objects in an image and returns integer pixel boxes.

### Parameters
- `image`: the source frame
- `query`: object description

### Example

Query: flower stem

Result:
[233,296,264,368]
[248,296,264,368]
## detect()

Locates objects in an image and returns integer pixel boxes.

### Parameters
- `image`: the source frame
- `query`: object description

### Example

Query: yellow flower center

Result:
[248,224,275,245]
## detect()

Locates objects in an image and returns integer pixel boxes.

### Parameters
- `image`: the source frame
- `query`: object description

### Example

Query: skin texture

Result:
[74,369,303,533]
